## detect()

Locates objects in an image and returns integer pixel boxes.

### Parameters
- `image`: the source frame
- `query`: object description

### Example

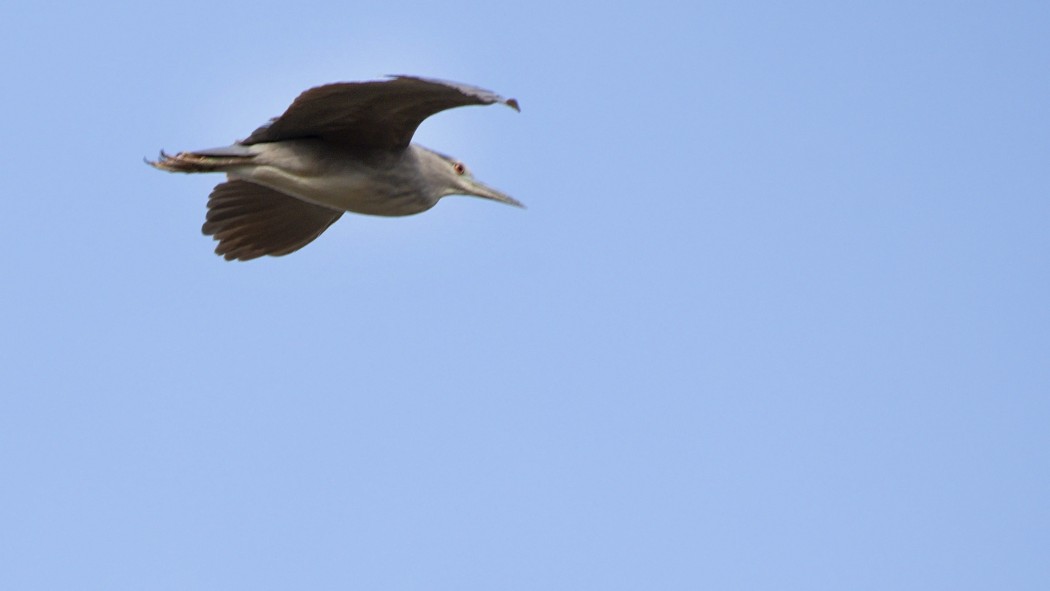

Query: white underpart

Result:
[227,141,438,217]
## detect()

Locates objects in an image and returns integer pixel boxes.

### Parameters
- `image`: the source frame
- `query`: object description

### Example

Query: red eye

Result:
[453,162,466,175]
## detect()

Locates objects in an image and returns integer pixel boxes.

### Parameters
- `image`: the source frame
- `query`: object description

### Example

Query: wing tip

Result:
[386,74,520,111]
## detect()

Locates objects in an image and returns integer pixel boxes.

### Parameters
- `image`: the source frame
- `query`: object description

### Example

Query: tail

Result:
[146,149,255,173]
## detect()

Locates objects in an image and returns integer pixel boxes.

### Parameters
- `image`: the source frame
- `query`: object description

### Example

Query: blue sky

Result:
[2,1,1048,589]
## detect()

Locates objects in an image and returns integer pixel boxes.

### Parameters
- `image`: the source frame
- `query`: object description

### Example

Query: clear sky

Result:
[2,1,1048,589]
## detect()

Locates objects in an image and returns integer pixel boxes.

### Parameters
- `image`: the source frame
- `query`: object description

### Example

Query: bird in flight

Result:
[148,76,522,261]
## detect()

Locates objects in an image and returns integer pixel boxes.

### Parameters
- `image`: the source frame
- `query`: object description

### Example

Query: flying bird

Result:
[148,76,522,261]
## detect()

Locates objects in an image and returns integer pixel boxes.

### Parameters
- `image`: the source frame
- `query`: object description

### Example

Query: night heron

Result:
[148,76,521,261]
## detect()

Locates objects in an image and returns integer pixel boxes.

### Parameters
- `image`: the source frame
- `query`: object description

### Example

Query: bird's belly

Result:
[232,142,435,217]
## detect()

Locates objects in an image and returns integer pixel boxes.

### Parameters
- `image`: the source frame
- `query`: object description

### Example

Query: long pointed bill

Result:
[464,179,525,208]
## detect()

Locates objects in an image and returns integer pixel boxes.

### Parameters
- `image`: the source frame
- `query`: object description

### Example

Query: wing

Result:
[241,76,519,150]
[202,180,343,261]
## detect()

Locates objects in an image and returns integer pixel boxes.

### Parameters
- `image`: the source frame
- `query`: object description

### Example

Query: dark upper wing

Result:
[241,76,520,150]
[202,180,343,261]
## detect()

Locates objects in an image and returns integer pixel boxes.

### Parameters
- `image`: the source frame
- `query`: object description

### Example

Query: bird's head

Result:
[420,146,524,208]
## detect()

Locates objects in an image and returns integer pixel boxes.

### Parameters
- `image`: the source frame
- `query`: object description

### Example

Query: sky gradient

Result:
[2,1,1048,589]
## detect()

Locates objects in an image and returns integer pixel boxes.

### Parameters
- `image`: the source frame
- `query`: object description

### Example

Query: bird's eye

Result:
[453,162,466,176]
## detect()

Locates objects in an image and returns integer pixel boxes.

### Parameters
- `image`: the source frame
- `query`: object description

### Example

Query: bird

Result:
[147,75,522,261]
